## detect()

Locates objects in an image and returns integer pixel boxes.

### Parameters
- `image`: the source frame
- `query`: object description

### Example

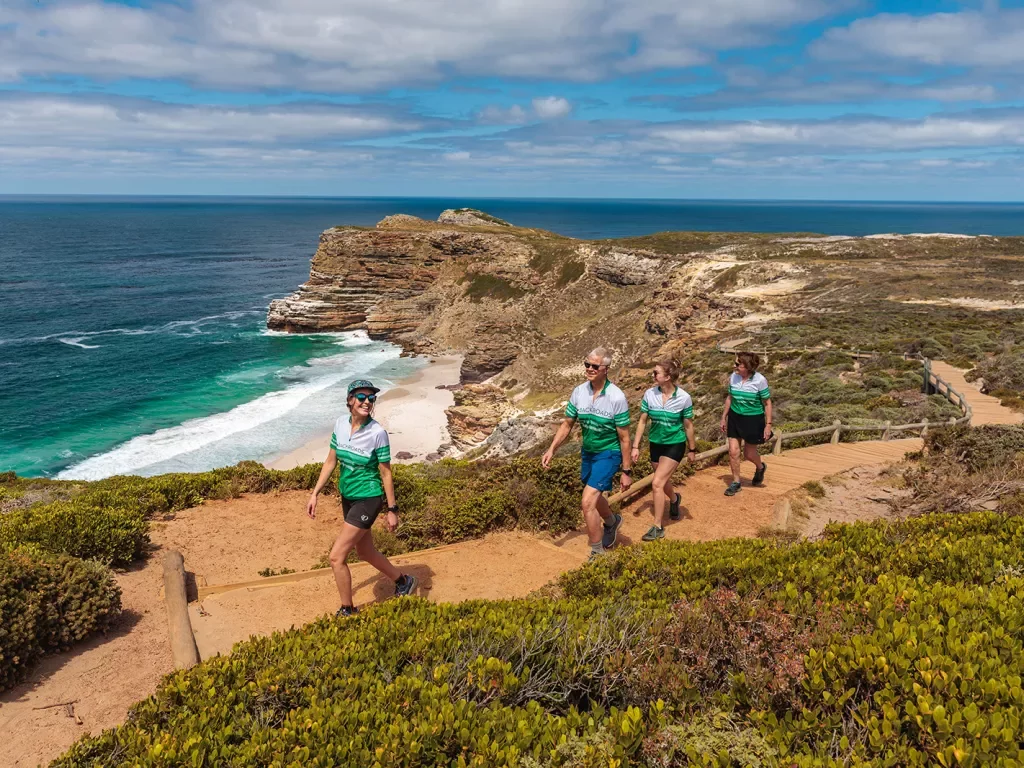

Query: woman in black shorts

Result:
[631,359,696,541]
[307,379,417,617]
[720,352,773,496]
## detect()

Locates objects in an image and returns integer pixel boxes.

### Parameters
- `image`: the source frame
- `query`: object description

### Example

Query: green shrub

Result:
[461,273,529,302]
[556,259,586,287]
[0,548,121,691]
[925,424,1024,473]
[55,510,1024,768]
[800,480,826,499]
[966,350,1024,395]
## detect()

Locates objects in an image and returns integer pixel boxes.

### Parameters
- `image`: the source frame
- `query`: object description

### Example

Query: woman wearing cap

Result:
[720,352,773,496]
[307,379,417,617]
[631,359,696,541]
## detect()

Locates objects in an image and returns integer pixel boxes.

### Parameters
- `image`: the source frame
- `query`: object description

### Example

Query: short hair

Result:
[587,347,612,366]
[655,358,681,382]
[736,351,760,374]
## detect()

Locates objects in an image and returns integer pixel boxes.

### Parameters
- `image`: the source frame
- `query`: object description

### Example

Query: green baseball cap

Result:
[347,379,380,395]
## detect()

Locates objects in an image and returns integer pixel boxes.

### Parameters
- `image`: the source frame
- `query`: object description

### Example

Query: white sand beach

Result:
[265,355,462,469]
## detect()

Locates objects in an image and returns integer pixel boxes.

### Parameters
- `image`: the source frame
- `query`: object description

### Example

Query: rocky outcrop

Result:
[477,415,553,459]
[438,208,512,227]
[377,214,429,229]
[579,245,667,286]
[445,384,518,448]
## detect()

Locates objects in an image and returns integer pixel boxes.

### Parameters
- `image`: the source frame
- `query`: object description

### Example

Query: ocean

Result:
[2,196,1023,479]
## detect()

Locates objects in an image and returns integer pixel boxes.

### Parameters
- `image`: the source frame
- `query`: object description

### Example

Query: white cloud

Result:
[0,0,833,91]
[813,10,1024,68]
[531,97,572,120]
[477,104,528,125]
[0,95,421,147]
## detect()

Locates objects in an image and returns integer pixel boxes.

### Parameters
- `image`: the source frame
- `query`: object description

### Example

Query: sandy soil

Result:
[788,465,907,538]
[896,297,1024,311]
[727,278,808,298]
[265,355,462,469]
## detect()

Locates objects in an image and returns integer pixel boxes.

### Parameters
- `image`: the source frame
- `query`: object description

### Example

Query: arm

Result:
[631,413,649,464]
[683,418,696,463]
[720,394,732,433]
[763,398,773,441]
[379,461,399,531]
[542,418,575,469]
[617,425,633,491]
[306,448,338,519]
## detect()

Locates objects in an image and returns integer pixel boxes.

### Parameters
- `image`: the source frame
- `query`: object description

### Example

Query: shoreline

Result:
[265,354,462,470]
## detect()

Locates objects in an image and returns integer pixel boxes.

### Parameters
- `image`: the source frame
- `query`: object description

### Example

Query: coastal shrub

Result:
[925,424,1024,473]
[966,350,1024,397]
[556,259,586,287]
[0,548,121,691]
[461,273,529,302]
[55,510,1024,767]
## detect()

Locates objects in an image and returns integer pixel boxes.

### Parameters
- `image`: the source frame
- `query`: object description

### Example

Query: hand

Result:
[687,450,696,465]
[306,493,318,520]
[619,472,632,491]
[763,425,773,441]
[630,447,640,464]
[386,511,399,532]
[720,419,727,434]
[541,449,554,469]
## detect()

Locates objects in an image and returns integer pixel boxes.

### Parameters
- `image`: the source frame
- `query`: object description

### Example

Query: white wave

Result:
[58,337,101,350]
[1,311,267,347]
[57,346,405,481]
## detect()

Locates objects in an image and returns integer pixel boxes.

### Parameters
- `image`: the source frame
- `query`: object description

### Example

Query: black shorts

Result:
[650,441,687,464]
[727,410,769,445]
[341,496,384,530]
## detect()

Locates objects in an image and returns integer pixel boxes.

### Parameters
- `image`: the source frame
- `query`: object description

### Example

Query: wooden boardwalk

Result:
[931,361,1023,426]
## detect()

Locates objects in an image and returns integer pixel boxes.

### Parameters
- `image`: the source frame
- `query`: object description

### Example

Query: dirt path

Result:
[0,363,1008,767]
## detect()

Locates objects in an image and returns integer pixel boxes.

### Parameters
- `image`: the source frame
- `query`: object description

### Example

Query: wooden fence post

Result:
[882,421,892,441]
[773,432,783,455]
[830,420,842,445]
[921,418,929,437]
[162,550,200,670]
[922,358,932,395]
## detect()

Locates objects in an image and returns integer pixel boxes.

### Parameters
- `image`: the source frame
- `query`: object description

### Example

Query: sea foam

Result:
[57,341,407,481]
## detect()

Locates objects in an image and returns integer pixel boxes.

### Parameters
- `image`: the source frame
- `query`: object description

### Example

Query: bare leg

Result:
[728,438,743,483]
[328,523,366,607]
[651,458,679,528]
[355,532,401,581]
[744,442,763,471]
[582,486,612,545]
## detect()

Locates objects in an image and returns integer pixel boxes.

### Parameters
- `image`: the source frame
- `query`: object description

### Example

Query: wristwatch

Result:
[621,468,633,477]
[387,504,399,513]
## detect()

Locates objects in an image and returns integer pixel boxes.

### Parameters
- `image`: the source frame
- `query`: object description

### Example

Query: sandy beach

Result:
[265,355,462,469]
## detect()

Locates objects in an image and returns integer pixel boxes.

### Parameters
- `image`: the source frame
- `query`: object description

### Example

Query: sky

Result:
[1,0,1023,200]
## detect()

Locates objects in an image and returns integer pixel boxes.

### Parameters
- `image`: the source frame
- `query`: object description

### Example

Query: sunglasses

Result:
[733,361,742,368]
[352,393,377,403]
[583,361,605,371]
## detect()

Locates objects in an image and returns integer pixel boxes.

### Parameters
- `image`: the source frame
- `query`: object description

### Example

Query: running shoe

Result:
[336,605,359,618]
[395,574,418,597]
[587,549,606,563]
[642,525,665,542]
[752,462,767,487]
[602,513,623,549]
[724,481,742,496]
[669,493,681,520]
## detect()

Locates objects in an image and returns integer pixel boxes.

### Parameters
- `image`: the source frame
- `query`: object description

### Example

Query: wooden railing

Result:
[608,348,971,506]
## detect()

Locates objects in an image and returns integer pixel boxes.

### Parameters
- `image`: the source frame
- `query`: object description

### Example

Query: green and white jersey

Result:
[565,380,630,453]
[330,417,391,499]
[640,386,694,445]
[728,372,771,417]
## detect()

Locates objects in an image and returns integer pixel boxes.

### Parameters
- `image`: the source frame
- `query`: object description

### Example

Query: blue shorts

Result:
[580,449,621,492]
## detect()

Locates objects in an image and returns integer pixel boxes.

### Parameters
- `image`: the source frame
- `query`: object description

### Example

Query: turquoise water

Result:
[2,196,1022,479]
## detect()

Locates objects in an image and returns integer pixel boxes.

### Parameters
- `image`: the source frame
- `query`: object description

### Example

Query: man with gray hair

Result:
[542,347,632,559]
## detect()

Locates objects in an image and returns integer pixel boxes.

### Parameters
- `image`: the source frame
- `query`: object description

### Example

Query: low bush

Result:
[55,510,1024,767]
[966,350,1024,397]
[0,548,121,691]
[925,424,1024,473]
[0,461,325,565]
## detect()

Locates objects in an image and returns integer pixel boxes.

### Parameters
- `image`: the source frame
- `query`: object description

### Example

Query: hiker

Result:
[542,347,632,560]
[307,379,417,617]
[631,359,696,541]
[720,352,773,496]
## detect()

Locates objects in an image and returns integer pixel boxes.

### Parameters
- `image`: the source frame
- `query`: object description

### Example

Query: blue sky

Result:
[1,0,1023,199]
